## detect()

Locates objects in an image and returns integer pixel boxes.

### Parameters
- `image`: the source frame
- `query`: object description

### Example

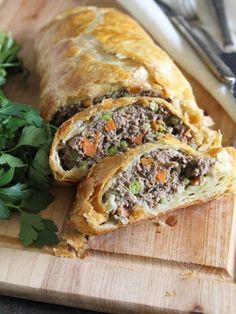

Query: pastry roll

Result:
[50,97,220,183]
[70,136,236,235]
[36,6,219,148]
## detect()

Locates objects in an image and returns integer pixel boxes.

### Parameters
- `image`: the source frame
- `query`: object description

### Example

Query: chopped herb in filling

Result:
[102,149,215,223]
[59,102,195,170]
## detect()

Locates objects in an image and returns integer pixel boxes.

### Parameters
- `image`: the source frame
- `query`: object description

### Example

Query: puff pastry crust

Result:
[35,6,216,141]
[70,136,236,235]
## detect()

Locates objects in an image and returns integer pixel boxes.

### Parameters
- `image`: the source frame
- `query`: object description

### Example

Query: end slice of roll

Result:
[50,97,221,183]
[70,135,236,235]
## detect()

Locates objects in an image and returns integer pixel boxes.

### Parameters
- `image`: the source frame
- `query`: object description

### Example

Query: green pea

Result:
[79,160,88,171]
[108,146,118,155]
[154,131,162,139]
[169,116,179,125]
[120,140,128,149]
[156,120,166,132]
[102,112,112,121]
[129,181,142,194]
[150,101,158,112]
[144,123,151,129]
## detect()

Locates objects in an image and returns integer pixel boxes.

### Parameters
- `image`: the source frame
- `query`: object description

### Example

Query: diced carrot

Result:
[105,119,116,131]
[191,177,200,186]
[82,139,97,156]
[82,132,100,157]
[140,157,154,166]
[151,119,159,131]
[133,134,143,145]
[155,170,167,183]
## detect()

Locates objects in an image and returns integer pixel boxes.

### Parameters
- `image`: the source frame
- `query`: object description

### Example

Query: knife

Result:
[154,0,236,86]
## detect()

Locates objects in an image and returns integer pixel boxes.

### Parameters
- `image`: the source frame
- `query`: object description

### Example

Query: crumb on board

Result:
[165,215,178,227]
[165,290,177,297]
[154,219,166,227]
[178,270,195,277]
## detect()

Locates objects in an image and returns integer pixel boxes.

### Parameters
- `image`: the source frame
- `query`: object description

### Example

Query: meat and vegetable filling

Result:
[52,89,161,126]
[59,102,195,171]
[103,149,215,224]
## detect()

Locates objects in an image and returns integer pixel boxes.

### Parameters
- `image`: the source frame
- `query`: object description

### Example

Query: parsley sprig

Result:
[0,91,58,246]
[0,32,22,86]
[0,32,58,246]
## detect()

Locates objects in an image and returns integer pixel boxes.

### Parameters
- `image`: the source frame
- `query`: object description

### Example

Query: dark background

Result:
[0,295,106,314]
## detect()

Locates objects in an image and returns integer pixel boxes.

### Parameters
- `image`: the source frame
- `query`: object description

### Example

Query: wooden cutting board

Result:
[0,0,236,313]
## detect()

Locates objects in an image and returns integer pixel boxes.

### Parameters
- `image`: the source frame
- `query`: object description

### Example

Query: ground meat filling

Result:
[59,102,195,171]
[52,89,162,126]
[102,150,215,223]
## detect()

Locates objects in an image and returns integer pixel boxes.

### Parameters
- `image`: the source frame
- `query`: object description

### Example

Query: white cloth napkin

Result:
[117,0,236,123]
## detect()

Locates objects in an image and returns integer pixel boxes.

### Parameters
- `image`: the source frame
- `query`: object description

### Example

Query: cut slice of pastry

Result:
[50,97,220,183]
[35,6,218,151]
[70,136,236,235]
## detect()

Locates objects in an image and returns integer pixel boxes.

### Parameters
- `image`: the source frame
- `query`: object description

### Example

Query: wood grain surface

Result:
[0,1,235,313]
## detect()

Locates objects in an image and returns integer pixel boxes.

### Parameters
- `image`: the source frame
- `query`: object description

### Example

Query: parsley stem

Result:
[3,144,20,153]
[5,203,22,211]
[2,62,21,67]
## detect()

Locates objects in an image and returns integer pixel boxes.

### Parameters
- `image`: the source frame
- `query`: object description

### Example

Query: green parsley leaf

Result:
[0,183,31,202]
[21,190,54,213]
[19,212,44,246]
[32,143,52,172]
[0,32,22,86]
[28,165,50,186]
[0,199,10,219]
[24,108,43,127]
[16,125,48,148]
[33,219,58,246]
[0,153,25,167]
[0,168,15,187]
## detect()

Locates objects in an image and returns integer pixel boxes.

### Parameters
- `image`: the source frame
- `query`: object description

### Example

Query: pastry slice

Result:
[70,136,236,235]
[50,97,219,183]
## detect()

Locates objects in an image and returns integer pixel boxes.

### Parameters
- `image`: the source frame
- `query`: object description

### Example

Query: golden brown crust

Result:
[70,136,236,235]
[49,96,220,183]
[35,6,215,141]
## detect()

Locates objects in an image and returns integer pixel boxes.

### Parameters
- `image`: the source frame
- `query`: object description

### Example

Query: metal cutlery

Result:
[211,0,235,51]
[209,0,236,97]
[172,0,236,96]
[154,0,236,86]
[172,0,224,56]
[210,0,236,96]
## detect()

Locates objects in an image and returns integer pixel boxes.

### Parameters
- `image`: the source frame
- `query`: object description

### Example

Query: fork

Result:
[164,0,235,85]
[172,0,223,52]
[211,0,235,52]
